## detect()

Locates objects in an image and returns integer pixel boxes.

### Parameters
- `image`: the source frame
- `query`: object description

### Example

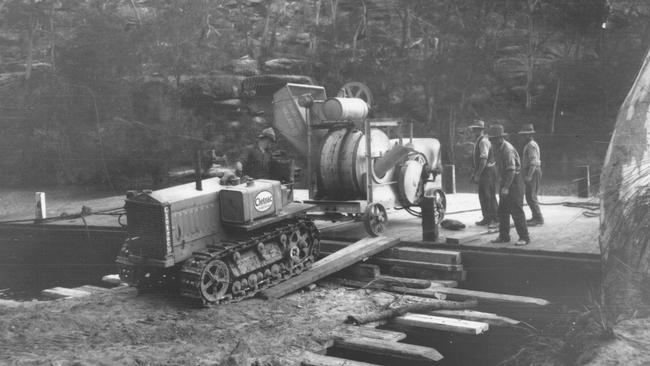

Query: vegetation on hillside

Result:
[0,0,647,186]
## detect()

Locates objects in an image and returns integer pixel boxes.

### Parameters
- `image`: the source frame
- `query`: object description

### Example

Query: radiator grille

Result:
[125,201,167,259]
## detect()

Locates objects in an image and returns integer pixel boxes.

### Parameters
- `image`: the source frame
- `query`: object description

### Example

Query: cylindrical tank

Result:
[322,98,369,121]
[319,127,392,199]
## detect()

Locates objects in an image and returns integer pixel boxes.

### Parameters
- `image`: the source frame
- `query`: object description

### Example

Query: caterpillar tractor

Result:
[116,177,319,305]
[116,80,446,305]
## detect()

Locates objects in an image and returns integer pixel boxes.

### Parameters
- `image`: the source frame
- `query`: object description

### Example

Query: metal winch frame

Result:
[293,82,446,237]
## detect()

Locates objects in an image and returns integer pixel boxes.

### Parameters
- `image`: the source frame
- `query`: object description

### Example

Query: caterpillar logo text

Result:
[254,190,274,212]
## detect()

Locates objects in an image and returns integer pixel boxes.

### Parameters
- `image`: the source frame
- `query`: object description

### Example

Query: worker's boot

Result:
[475,219,490,226]
[515,237,530,246]
[526,217,544,226]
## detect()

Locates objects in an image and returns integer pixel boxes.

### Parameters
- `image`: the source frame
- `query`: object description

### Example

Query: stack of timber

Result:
[320,240,467,282]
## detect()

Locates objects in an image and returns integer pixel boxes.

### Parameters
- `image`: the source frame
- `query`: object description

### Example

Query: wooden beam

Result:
[387,247,461,264]
[333,336,443,363]
[391,313,489,335]
[336,281,548,306]
[320,240,461,264]
[260,236,400,299]
[385,265,467,282]
[331,326,407,342]
[430,310,520,327]
[432,287,550,306]
[41,287,91,299]
[301,351,380,366]
[335,278,444,293]
[319,251,463,272]
[370,257,464,272]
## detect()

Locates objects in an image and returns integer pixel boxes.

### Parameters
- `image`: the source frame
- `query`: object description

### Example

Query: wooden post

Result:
[442,164,456,193]
[576,165,590,198]
[35,192,46,221]
[194,150,203,191]
[421,196,439,242]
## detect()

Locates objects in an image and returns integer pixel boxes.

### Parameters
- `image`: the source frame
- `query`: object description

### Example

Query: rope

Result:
[0,206,126,226]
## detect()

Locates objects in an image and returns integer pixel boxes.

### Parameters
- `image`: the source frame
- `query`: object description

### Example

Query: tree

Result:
[599,47,650,324]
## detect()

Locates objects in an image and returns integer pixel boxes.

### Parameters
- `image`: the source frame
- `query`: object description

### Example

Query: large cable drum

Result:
[319,127,392,199]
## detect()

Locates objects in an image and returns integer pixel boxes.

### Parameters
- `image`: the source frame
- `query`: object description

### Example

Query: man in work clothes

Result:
[468,120,498,228]
[519,124,544,226]
[236,127,276,179]
[488,124,530,246]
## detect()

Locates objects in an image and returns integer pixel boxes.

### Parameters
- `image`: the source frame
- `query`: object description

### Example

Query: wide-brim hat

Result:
[468,119,486,130]
[258,127,276,142]
[518,123,536,134]
[487,124,507,138]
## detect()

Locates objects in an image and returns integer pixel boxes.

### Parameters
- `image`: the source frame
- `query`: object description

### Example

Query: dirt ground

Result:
[0,282,408,366]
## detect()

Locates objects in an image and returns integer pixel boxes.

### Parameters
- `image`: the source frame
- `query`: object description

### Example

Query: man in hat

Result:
[488,124,530,246]
[235,127,276,179]
[519,124,544,226]
[468,119,498,228]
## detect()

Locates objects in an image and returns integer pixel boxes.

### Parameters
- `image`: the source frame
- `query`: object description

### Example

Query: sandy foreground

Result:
[0,282,406,366]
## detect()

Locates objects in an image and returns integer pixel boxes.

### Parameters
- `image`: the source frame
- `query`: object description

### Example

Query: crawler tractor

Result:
[116,178,319,305]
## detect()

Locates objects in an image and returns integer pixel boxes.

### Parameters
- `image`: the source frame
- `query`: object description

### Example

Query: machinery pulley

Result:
[363,203,387,237]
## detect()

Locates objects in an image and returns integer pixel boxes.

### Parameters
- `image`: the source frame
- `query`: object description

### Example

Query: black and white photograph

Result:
[1,0,649,365]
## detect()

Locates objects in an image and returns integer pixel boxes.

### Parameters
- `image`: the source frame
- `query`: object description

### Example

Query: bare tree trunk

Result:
[25,19,36,80]
[600,48,650,325]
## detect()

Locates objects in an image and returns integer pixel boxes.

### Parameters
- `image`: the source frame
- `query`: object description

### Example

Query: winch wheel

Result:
[199,259,230,303]
[363,203,387,237]
[337,81,374,108]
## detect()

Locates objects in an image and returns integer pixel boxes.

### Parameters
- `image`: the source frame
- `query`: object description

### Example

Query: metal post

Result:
[365,118,373,202]
[35,192,46,221]
[306,106,312,199]
[421,196,439,242]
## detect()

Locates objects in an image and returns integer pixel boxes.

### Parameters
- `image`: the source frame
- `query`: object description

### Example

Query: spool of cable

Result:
[322,97,369,120]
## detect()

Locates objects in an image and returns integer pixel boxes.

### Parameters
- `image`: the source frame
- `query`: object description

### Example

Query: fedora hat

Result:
[258,127,276,142]
[468,119,486,130]
[518,123,536,134]
[487,124,508,138]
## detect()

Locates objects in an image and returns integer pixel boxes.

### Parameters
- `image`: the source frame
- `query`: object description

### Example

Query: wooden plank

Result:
[430,310,520,327]
[337,281,548,306]
[371,257,464,272]
[373,275,432,289]
[102,274,124,286]
[320,251,463,272]
[301,351,380,366]
[432,280,458,288]
[336,277,439,290]
[333,336,443,362]
[41,287,91,299]
[433,287,550,306]
[73,285,109,294]
[332,326,407,342]
[386,247,461,264]
[260,236,400,299]
[385,265,467,282]
[320,241,461,264]
[391,313,489,335]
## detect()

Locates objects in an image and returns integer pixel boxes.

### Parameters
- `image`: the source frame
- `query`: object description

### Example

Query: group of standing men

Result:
[469,120,544,246]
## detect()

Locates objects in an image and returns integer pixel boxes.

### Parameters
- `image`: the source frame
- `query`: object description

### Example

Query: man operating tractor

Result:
[235,127,276,179]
